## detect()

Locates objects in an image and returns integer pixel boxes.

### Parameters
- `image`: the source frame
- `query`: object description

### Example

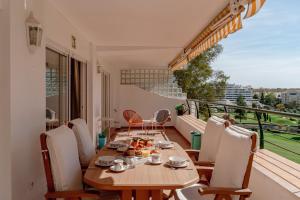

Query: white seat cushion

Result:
[46,125,82,191]
[210,127,253,200]
[198,116,225,162]
[70,118,96,167]
[174,183,213,200]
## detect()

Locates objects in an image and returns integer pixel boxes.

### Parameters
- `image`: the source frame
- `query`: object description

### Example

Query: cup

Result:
[151,153,161,163]
[169,156,186,166]
[113,159,124,171]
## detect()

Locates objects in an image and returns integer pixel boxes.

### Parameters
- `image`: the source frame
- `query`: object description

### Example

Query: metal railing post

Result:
[195,101,199,119]
[206,104,211,118]
[224,105,228,113]
[186,99,191,115]
[255,111,264,149]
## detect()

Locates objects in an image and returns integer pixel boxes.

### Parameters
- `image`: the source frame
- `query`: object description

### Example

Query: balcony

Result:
[1,0,298,200]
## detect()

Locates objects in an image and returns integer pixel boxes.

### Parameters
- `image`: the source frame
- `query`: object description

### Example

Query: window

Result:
[46,67,59,97]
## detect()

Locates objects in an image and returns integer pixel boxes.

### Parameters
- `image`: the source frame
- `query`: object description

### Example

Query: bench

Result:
[250,149,300,200]
[175,115,206,143]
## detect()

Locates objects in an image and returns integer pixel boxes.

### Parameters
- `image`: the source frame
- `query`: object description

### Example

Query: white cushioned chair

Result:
[185,116,229,165]
[68,118,96,168]
[41,125,120,200]
[175,126,258,200]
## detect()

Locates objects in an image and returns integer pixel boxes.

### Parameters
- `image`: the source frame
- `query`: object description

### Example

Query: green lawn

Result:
[263,132,300,163]
[213,111,299,126]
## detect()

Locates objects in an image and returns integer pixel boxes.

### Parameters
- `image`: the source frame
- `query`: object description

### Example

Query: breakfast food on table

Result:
[130,137,154,149]
[123,137,159,157]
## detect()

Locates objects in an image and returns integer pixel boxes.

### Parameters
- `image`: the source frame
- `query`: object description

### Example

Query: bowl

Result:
[109,141,124,148]
[158,141,173,148]
[96,156,115,166]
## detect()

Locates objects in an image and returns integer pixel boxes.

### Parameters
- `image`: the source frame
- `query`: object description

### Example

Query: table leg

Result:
[151,190,163,200]
[121,190,132,200]
[136,190,150,200]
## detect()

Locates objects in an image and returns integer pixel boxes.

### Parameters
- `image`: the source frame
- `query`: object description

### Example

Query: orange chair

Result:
[123,110,144,133]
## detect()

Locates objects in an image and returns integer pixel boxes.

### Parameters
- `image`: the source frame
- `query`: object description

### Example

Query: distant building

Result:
[223,84,253,103]
[282,90,300,104]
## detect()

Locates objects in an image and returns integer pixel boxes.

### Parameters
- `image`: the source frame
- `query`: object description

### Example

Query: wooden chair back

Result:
[123,110,143,124]
[40,133,55,193]
[242,133,257,190]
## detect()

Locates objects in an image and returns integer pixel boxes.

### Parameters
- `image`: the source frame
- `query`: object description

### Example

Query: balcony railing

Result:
[185,99,300,163]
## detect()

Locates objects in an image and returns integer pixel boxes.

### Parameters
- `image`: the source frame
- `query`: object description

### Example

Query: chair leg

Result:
[128,125,131,135]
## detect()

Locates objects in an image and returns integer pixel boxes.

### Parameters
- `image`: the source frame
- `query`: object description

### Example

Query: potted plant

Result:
[175,104,185,116]
[97,128,109,149]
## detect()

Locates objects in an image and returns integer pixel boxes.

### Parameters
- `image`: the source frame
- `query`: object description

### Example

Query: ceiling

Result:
[50,0,229,67]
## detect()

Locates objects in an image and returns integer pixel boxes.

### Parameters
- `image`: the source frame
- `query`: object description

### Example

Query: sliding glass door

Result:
[46,48,68,129]
[45,48,87,130]
[101,71,111,129]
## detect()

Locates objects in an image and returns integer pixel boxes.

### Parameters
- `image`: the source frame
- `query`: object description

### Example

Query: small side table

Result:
[142,119,155,133]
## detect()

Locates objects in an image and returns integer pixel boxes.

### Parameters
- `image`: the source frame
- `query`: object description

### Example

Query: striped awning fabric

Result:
[170,6,243,70]
[188,14,242,62]
[244,0,266,19]
[169,0,266,70]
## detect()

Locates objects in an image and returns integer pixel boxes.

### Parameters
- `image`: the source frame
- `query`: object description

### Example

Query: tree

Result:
[173,44,229,102]
[260,92,265,104]
[235,95,246,122]
[276,103,285,111]
[253,94,259,100]
[264,93,277,106]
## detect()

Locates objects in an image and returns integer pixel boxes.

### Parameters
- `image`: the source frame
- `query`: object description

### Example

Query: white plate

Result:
[166,161,188,168]
[158,141,174,149]
[95,156,115,167]
[160,144,174,149]
[109,165,128,172]
[107,141,126,149]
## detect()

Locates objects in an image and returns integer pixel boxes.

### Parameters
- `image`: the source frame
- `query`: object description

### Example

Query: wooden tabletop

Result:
[84,130,199,190]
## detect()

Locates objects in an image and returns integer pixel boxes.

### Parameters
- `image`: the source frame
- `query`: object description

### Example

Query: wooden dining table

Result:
[84,130,199,200]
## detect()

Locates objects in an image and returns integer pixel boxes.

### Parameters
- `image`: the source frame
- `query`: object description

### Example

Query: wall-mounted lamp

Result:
[25,11,43,53]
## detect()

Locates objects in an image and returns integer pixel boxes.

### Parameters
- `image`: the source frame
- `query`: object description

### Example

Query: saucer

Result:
[166,161,188,168]
[109,165,128,172]
[147,158,163,165]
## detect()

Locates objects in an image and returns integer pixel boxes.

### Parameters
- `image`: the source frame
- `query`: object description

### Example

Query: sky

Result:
[212,0,300,89]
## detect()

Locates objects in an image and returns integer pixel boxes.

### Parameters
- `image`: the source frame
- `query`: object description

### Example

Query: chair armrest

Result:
[196,166,214,184]
[193,161,215,167]
[185,149,200,161]
[199,187,252,197]
[45,190,99,199]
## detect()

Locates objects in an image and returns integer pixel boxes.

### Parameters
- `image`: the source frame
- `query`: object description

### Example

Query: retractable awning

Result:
[169,0,266,70]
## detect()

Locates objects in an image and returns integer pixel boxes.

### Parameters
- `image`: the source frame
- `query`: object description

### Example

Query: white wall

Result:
[44,0,90,60]
[9,0,46,199]
[0,0,12,199]
[2,0,98,199]
[118,85,184,127]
